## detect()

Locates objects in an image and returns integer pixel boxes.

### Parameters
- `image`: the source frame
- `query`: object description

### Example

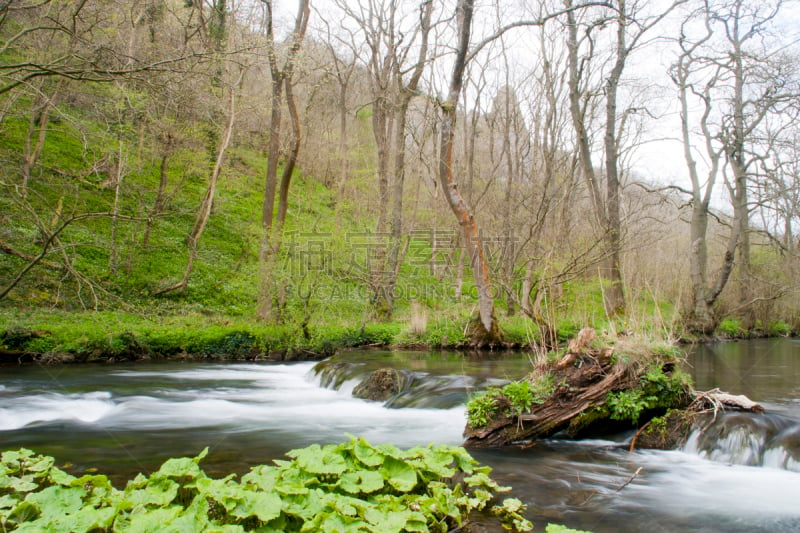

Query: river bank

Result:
[0,308,795,365]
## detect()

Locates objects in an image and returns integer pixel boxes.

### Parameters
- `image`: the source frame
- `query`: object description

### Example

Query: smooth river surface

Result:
[1,340,799,532]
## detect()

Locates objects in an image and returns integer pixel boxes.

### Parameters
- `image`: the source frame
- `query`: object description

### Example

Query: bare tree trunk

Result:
[675,23,723,332]
[336,80,349,200]
[454,245,465,301]
[565,3,605,227]
[261,78,284,235]
[155,86,237,296]
[20,86,61,198]
[142,136,173,249]
[439,0,501,343]
[109,141,124,275]
[729,23,752,328]
[521,261,534,316]
[277,76,301,228]
[257,0,310,321]
[688,204,713,329]
[601,14,627,316]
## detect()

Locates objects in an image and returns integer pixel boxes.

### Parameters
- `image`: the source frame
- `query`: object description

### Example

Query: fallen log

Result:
[692,388,764,413]
[464,330,693,447]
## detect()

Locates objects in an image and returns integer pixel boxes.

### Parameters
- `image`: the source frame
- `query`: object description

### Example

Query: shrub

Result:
[467,390,500,429]
[200,330,257,359]
[606,365,691,424]
[0,327,41,350]
[716,319,745,337]
[766,321,792,337]
[467,375,555,429]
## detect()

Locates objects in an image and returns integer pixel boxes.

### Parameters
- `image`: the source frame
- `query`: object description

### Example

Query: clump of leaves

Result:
[467,391,499,429]
[492,497,533,531]
[766,321,792,337]
[716,319,746,338]
[0,327,42,350]
[606,365,691,424]
[501,381,534,418]
[467,375,555,429]
[0,438,534,532]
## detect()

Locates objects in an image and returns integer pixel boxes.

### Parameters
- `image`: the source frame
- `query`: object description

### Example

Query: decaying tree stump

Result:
[464,328,692,447]
[464,327,768,449]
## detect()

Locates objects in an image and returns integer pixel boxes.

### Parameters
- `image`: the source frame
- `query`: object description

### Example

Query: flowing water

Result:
[1,341,799,532]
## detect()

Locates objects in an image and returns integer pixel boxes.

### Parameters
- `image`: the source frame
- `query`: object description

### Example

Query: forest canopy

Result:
[1,0,799,344]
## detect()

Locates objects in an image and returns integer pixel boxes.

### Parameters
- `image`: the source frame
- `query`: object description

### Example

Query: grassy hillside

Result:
[0,75,792,360]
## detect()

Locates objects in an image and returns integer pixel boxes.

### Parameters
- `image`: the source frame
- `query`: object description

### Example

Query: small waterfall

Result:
[684,411,800,472]
[310,359,507,409]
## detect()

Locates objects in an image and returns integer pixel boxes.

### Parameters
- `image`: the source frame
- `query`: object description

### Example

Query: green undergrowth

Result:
[604,364,692,424]
[0,439,538,532]
[0,307,583,360]
[714,318,794,339]
[0,303,703,362]
[467,375,556,429]
[0,311,408,361]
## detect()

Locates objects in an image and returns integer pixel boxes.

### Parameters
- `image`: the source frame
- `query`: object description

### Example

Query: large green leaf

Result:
[0,494,17,510]
[302,510,368,533]
[350,438,385,468]
[71,473,117,506]
[320,492,367,517]
[338,470,384,495]
[25,506,117,533]
[275,467,315,495]
[151,447,209,482]
[113,505,183,533]
[281,488,324,521]
[160,495,213,532]
[123,478,179,508]
[363,507,417,533]
[5,500,38,525]
[241,464,278,491]
[374,443,405,460]
[230,490,282,522]
[26,485,84,520]
[406,448,456,479]
[379,457,417,493]
[195,476,241,511]
[47,467,77,487]
[3,475,37,493]
[289,444,348,475]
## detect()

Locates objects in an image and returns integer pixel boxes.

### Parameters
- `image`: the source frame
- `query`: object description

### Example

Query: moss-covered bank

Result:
[1,308,795,366]
[0,309,545,365]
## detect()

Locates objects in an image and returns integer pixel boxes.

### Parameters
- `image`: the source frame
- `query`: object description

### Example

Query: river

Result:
[1,339,799,532]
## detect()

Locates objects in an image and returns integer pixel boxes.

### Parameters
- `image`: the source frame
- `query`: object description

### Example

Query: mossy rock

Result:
[634,409,697,450]
[352,368,411,401]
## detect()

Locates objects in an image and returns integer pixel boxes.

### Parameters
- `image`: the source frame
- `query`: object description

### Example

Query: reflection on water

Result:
[0,342,799,532]
[689,338,800,418]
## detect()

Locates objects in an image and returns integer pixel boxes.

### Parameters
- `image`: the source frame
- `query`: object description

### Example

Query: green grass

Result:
[1,68,785,349]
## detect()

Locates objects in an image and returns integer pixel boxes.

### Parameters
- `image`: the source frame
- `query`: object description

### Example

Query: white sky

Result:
[261,0,800,208]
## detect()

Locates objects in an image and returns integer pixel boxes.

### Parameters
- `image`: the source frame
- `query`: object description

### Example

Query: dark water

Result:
[1,342,799,532]
[689,338,800,418]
